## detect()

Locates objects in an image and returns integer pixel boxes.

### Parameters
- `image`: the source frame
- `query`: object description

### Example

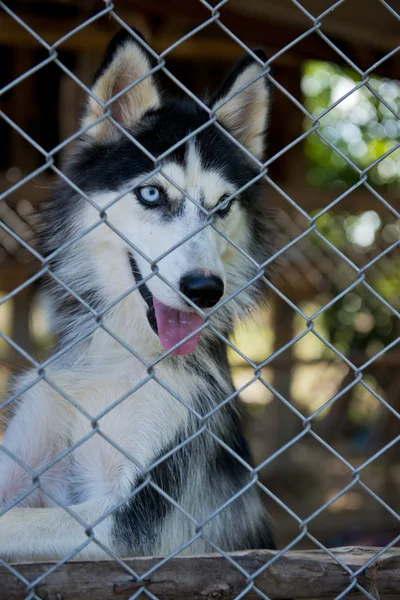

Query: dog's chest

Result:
[65,362,196,503]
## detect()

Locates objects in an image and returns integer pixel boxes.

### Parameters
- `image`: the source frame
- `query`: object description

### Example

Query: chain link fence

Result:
[0,0,399,598]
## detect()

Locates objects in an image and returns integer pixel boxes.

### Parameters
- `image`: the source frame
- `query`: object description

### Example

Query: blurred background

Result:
[0,0,399,551]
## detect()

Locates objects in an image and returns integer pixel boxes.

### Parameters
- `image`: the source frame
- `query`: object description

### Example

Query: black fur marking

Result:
[185,340,276,550]
[252,518,277,551]
[113,337,275,554]
[113,420,275,555]
[128,252,157,335]
[113,429,191,556]
[68,99,261,203]
[212,427,276,551]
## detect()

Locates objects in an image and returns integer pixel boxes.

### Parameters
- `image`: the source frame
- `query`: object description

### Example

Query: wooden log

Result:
[1,547,399,599]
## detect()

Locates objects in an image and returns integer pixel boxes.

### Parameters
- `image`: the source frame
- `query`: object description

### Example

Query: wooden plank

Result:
[0,15,296,65]
[1,547,399,599]
[0,264,36,292]
[268,297,298,451]
[226,0,400,51]
[97,0,400,49]
[9,50,39,173]
[123,0,400,74]
[230,353,400,370]
[0,10,398,77]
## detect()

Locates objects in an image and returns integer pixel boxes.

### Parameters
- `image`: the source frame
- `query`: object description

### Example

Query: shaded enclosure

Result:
[0,0,399,597]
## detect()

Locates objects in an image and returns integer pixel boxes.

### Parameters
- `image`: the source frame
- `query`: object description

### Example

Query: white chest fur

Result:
[1,354,198,510]
[68,363,193,503]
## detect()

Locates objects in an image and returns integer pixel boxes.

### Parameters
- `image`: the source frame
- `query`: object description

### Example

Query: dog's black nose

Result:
[180,272,224,308]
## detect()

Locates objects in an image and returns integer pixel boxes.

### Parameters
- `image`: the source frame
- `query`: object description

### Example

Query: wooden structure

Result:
[0,0,399,564]
[2,547,400,599]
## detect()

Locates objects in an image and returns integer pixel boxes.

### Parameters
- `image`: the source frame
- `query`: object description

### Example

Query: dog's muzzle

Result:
[128,254,224,356]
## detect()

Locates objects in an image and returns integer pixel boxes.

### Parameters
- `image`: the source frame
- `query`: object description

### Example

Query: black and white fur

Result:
[0,31,276,561]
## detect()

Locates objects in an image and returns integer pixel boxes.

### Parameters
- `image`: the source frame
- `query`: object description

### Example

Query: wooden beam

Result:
[1,547,399,599]
[0,14,295,63]
[268,297,298,451]
[225,0,399,53]
[230,353,400,369]
[0,267,37,292]
[0,10,398,76]
[9,50,39,173]
[122,0,400,75]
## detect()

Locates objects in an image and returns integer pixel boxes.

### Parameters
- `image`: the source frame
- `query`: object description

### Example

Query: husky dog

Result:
[0,30,275,561]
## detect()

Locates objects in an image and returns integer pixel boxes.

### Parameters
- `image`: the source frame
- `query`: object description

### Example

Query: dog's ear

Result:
[210,51,270,160]
[81,30,161,142]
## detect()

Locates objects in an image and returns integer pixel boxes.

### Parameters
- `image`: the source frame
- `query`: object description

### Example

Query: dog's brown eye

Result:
[217,194,234,217]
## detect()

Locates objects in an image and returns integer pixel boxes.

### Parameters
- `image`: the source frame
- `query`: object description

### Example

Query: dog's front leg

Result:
[0,499,116,562]
[0,373,74,508]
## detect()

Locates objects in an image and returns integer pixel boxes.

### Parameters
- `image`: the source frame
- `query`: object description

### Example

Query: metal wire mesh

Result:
[0,0,399,598]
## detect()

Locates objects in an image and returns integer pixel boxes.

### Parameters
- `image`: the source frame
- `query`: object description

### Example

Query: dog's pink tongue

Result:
[153,299,203,355]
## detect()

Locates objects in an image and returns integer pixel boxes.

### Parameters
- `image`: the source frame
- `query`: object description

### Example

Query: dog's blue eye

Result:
[138,186,161,205]
[217,194,233,217]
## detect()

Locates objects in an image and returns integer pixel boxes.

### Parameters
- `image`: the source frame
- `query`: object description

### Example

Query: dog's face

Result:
[61,31,272,356]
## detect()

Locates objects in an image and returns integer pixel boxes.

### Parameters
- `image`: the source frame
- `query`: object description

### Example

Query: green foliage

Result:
[313,210,399,355]
[300,62,400,355]
[302,61,400,189]
[322,288,397,357]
